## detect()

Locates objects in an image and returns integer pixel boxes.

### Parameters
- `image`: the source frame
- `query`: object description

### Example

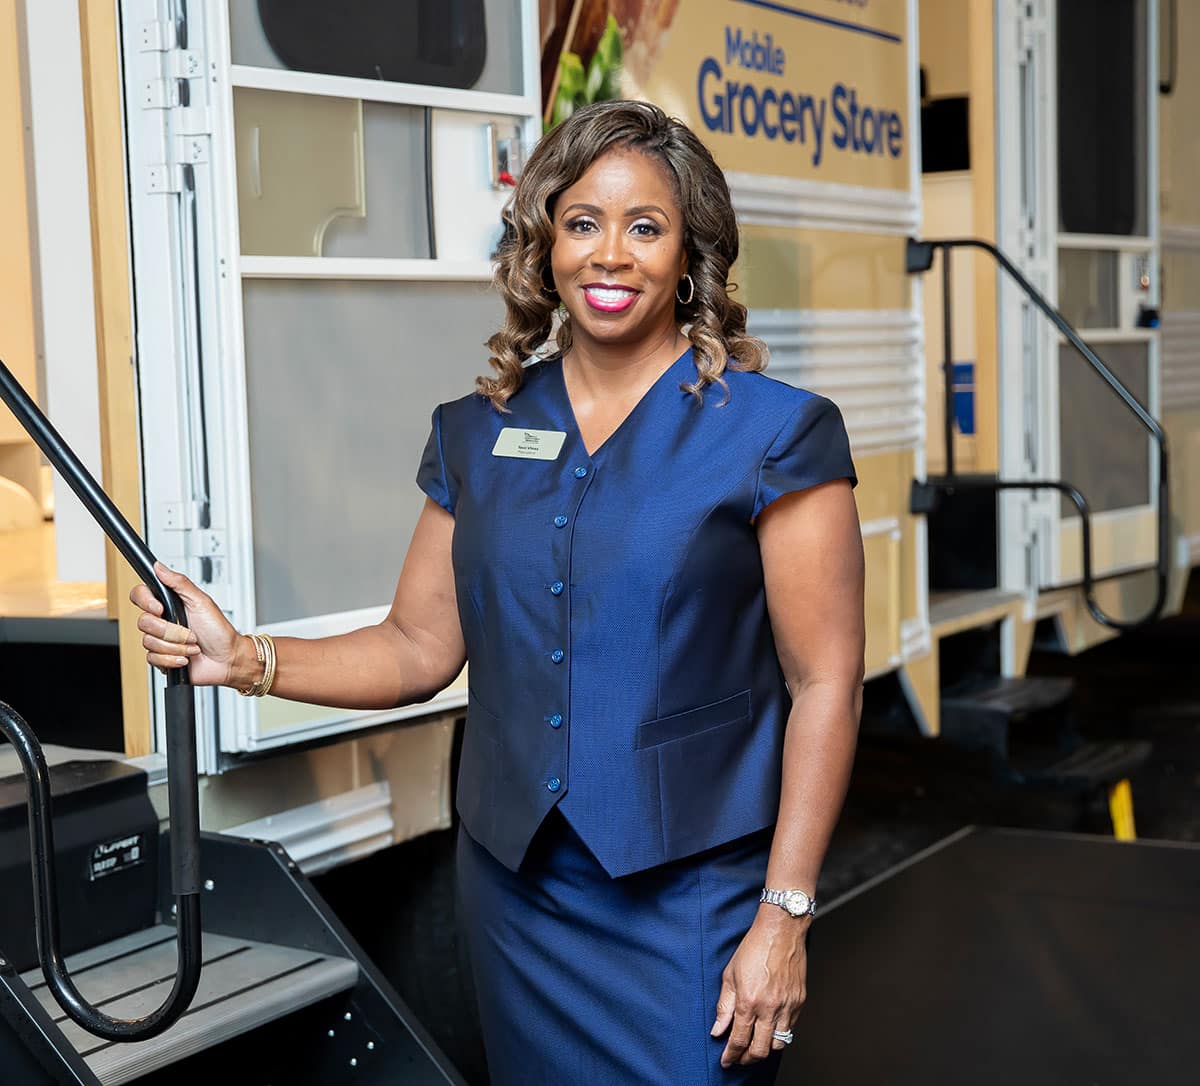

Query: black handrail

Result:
[0,358,203,1040]
[907,237,1170,631]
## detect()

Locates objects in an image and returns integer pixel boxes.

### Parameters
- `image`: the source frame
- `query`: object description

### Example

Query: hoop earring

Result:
[676,274,695,305]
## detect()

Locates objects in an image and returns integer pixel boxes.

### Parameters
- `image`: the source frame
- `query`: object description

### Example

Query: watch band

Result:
[760,887,817,917]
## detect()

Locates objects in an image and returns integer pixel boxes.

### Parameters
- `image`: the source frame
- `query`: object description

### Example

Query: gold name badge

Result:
[491,427,567,461]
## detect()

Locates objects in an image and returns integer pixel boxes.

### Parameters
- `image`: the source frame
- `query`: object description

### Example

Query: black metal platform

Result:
[780,827,1200,1084]
[0,832,466,1085]
[19,927,358,1085]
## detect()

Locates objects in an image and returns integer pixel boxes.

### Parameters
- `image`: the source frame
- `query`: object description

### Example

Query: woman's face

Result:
[549,148,688,352]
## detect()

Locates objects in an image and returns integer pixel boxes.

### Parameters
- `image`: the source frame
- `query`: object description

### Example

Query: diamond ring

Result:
[772,1029,794,1045]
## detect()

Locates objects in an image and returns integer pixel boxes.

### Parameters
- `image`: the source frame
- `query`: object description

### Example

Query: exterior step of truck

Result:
[19,925,358,1086]
[941,675,1076,760]
[940,675,1152,791]
[1007,738,1153,791]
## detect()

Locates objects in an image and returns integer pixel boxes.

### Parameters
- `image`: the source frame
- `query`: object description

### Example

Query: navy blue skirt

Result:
[457,811,781,1085]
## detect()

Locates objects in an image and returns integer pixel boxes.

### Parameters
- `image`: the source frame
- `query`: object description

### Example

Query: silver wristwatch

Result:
[760,887,817,918]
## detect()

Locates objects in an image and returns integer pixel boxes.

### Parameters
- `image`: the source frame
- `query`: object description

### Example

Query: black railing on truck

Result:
[907,236,1170,631]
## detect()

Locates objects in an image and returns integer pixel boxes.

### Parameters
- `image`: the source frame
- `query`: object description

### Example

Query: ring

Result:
[772,1029,793,1045]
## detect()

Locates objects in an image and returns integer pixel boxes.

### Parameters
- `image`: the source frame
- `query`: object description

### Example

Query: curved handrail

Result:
[908,236,1170,630]
[0,358,202,1040]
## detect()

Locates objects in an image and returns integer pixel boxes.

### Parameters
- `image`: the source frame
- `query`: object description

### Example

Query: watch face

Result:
[784,890,812,917]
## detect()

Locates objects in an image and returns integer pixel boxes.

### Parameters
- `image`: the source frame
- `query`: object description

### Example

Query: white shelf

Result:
[230,64,538,119]
[239,256,495,282]
[1057,233,1155,251]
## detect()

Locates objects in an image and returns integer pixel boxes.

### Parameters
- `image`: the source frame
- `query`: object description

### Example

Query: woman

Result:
[133,100,864,1084]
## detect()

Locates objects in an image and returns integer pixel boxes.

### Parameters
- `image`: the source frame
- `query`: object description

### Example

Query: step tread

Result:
[942,676,1075,716]
[20,925,358,1086]
[928,588,1024,633]
[1015,740,1153,785]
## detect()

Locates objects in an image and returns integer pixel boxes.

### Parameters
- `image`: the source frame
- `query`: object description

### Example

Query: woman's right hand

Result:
[129,561,246,688]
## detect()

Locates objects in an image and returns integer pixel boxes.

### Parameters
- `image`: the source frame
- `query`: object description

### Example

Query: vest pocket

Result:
[652,701,780,861]
[634,689,751,749]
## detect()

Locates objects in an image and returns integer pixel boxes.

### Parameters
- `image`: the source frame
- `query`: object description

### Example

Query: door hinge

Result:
[156,504,227,584]
[1015,0,1045,55]
[146,163,183,194]
[175,104,211,137]
[175,135,209,166]
[138,19,177,53]
[187,529,226,560]
[170,50,203,80]
[160,503,221,541]
[159,501,203,531]
[158,503,226,560]
[141,77,179,110]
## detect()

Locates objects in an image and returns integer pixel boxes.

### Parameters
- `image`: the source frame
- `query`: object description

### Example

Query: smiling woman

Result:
[131,99,864,1086]
[553,152,683,327]
[417,100,863,1085]
[482,98,767,411]
[548,148,693,452]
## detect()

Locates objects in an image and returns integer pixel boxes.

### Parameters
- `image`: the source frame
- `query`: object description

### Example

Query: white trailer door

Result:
[1050,0,1160,586]
[121,0,540,767]
[998,0,1161,593]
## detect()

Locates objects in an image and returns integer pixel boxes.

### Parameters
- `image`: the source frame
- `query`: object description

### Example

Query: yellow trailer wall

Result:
[1159,0,1200,574]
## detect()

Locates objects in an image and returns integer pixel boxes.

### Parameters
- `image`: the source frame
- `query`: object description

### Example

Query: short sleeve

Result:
[416,405,457,514]
[753,396,857,519]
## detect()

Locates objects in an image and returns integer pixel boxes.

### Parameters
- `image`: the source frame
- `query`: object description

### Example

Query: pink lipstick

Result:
[582,284,639,312]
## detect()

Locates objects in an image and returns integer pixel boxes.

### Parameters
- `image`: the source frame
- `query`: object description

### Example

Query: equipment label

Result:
[89,833,146,881]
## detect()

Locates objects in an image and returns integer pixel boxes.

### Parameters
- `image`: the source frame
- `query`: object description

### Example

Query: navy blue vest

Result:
[418,349,855,876]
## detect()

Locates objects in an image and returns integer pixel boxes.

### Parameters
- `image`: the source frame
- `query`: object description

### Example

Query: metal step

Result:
[942,675,1075,718]
[1011,739,1153,790]
[20,925,358,1085]
[941,676,1075,759]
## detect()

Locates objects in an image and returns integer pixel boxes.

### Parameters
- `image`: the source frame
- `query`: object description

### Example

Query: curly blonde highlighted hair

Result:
[480,99,766,410]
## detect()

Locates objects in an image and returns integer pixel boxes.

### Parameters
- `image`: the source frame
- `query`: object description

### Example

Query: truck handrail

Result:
[0,358,202,1041]
[907,236,1170,630]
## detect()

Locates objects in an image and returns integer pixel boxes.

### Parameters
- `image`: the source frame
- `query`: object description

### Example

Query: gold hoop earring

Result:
[676,274,695,305]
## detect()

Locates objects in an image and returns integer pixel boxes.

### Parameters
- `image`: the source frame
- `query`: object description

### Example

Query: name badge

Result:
[492,427,567,461]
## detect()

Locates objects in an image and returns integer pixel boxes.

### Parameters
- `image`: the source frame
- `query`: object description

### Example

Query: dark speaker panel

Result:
[256,0,488,89]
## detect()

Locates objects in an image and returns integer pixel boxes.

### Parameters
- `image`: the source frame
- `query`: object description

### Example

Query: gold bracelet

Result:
[258,633,277,698]
[236,633,279,697]
[237,634,266,697]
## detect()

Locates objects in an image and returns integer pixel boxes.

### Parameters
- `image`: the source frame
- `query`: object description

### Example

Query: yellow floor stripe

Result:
[1108,778,1137,841]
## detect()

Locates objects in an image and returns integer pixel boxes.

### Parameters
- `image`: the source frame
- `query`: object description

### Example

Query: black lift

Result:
[0,760,464,1084]
[780,827,1200,1085]
[0,355,464,1084]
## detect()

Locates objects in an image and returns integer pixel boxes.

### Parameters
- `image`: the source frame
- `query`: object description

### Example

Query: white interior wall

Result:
[22,0,105,583]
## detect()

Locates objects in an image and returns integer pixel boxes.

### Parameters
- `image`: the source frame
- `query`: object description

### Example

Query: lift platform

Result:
[0,762,464,1085]
[781,827,1200,1084]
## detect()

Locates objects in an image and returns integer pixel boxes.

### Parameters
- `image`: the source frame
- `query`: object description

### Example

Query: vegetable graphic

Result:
[547,14,624,131]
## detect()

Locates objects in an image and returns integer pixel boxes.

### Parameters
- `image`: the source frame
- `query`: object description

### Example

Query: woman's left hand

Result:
[711,908,809,1067]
